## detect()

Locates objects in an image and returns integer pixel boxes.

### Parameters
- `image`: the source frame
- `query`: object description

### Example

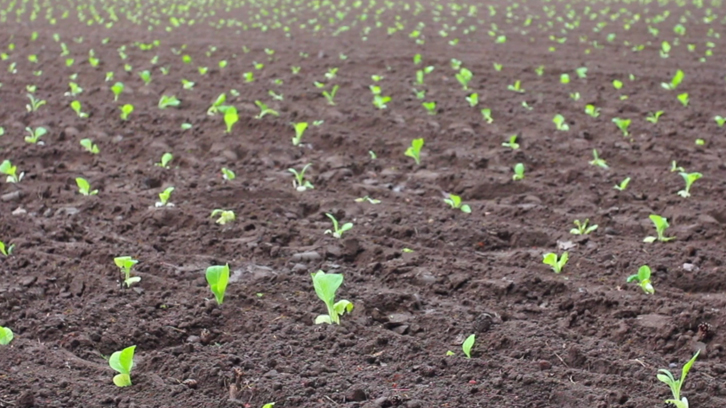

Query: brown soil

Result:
[1,2,726,408]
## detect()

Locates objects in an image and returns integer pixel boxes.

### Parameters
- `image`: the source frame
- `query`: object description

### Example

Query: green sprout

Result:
[206,264,230,304]
[182,79,195,89]
[292,122,308,146]
[268,90,284,101]
[677,93,689,107]
[444,194,471,213]
[114,256,139,287]
[661,69,684,90]
[627,265,654,294]
[614,177,631,191]
[644,214,675,243]
[243,72,254,82]
[221,168,235,181]
[26,93,46,112]
[158,95,181,109]
[502,135,519,150]
[612,79,623,90]
[80,139,99,154]
[553,114,569,131]
[507,80,524,93]
[584,104,600,118]
[109,345,136,387]
[481,108,493,123]
[105,72,114,82]
[570,92,581,101]
[695,139,705,146]
[311,270,354,325]
[570,219,597,235]
[211,209,236,225]
[322,85,339,106]
[254,101,279,119]
[111,82,124,101]
[207,93,226,115]
[671,161,685,172]
[291,66,301,74]
[355,196,381,204]
[612,118,631,136]
[455,68,472,90]
[24,126,47,144]
[714,116,725,127]
[0,240,15,256]
[138,70,151,85]
[66,82,83,96]
[462,334,475,358]
[76,177,98,196]
[324,213,353,239]
[155,152,173,168]
[0,160,23,183]
[521,101,533,111]
[575,67,588,78]
[535,65,545,76]
[465,93,478,107]
[198,67,208,75]
[70,101,88,118]
[223,106,239,133]
[512,163,525,180]
[657,351,700,408]
[181,123,192,130]
[0,326,13,345]
[405,138,424,165]
[156,187,175,207]
[677,172,702,198]
[422,101,437,115]
[646,111,664,124]
[560,73,570,84]
[289,164,314,192]
[120,104,134,120]
[589,149,608,168]
[372,94,391,109]
[543,252,569,274]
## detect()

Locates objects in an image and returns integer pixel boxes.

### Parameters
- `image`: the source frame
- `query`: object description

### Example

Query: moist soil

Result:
[1,3,726,408]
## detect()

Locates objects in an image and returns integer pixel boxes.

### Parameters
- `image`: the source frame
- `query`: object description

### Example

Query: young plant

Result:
[66,82,83,96]
[585,104,600,118]
[109,345,136,387]
[372,94,391,109]
[205,264,230,304]
[575,67,588,78]
[405,138,424,165]
[324,213,353,239]
[481,108,493,123]
[79,139,99,154]
[211,209,235,225]
[292,122,308,146]
[553,114,569,131]
[254,101,279,119]
[158,95,181,109]
[155,153,173,168]
[657,351,700,408]
[627,265,654,294]
[0,160,23,183]
[614,177,631,191]
[465,93,478,107]
[155,187,174,207]
[289,164,314,191]
[455,68,472,90]
[114,256,139,287]
[677,172,702,198]
[422,101,437,115]
[223,106,239,133]
[444,194,471,213]
[322,85,339,106]
[0,326,13,345]
[569,218,597,235]
[714,115,726,127]
[512,163,525,180]
[612,117,631,136]
[543,252,569,274]
[24,126,47,144]
[311,270,354,325]
[71,100,88,118]
[646,111,664,124]
[138,70,151,85]
[111,82,124,101]
[355,196,381,204]
[221,168,235,181]
[182,79,195,89]
[502,135,519,150]
[0,240,14,256]
[462,334,475,358]
[589,149,608,168]
[26,94,46,112]
[205,94,227,116]
[507,80,524,93]
[661,69,684,90]
[76,177,98,196]
[677,93,689,107]
[643,214,675,243]
[120,104,134,120]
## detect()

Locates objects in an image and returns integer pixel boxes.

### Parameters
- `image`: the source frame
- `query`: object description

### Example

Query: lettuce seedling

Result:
[311,270,354,325]
[76,177,98,195]
[221,168,235,181]
[570,92,581,101]
[111,82,124,101]
[571,219,598,235]
[657,351,699,408]
[575,67,588,78]
[513,163,524,180]
[120,104,134,120]
[553,114,569,131]
[224,106,239,133]
[0,240,14,256]
[372,95,391,109]
[70,101,88,118]
[560,74,570,84]
[455,68,472,90]
[207,93,226,115]
[646,111,664,124]
[25,126,47,144]
[109,345,136,387]
[405,138,424,165]
[254,101,279,119]
[612,118,631,136]
[677,93,689,107]
[422,101,436,115]
[206,264,230,304]
[644,214,675,243]
[589,149,608,168]
[26,94,46,112]
[502,135,519,150]
[158,95,181,109]
[322,85,339,106]
[0,160,23,183]
[80,139,99,154]
[324,213,353,239]
[535,65,545,76]
[139,70,151,85]
[115,256,139,287]
[677,172,702,198]
[661,69,684,90]
[612,79,623,90]
[543,252,569,273]
[585,104,600,118]
[450,58,462,70]
[714,116,725,127]
[268,90,284,101]
[493,63,503,71]
[614,177,631,191]
[66,82,83,96]
[181,123,192,130]
[182,79,195,89]
[444,194,471,213]
[289,164,314,191]
[291,66,301,74]
[462,334,475,358]
[243,72,254,82]
[627,265,654,294]
[156,187,174,207]
[0,326,13,345]
[211,210,235,225]
[507,80,524,93]
[481,108,493,123]
[292,122,308,146]
[155,153,173,168]
[355,196,381,204]
[466,93,478,107]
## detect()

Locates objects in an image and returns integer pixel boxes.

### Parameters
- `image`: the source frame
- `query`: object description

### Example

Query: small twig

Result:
[554,352,569,368]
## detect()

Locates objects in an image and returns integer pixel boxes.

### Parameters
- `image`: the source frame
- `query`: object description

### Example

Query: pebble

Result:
[345,386,368,402]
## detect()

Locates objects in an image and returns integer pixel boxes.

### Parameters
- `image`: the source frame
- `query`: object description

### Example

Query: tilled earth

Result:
[1,2,726,408]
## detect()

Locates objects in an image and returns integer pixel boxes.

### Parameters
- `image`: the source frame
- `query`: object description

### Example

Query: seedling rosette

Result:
[109,345,136,387]
[312,270,354,325]
[462,334,475,358]
[206,264,230,305]
[657,351,699,408]
[444,194,471,213]
[115,256,140,287]
[324,213,353,239]
[543,252,568,273]
[0,326,13,345]
[644,214,675,243]
[627,265,654,294]
[405,138,424,165]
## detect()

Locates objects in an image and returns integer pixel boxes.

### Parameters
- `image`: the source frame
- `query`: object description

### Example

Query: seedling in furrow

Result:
[481,108,493,123]
[507,80,524,93]
[0,326,13,345]
[661,69,684,90]
[115,256,139,287]
[120,104,134,120]
[138,70,151,85]
[405,138,424,165]
[289,164,314,192]
[324,213,353,239]
[24,127,47,144]
[66,82,83,96]
[0,240,14,256]
[312,270,354,325]
[254,101,279,119]
[156,187,175,207]
[626,265,654,294]
[355,196,381,204]
[111,82,124,101]
[462,334,475,358]
[646,111,664,124]
[553,114,569,131]
[292,122,308,146]
[570,92,581,101]
[614,177,631,191]
[79,138,99,154]
[223,106,239,133]
[70,101,88,118]
[671,161,685,173]
[585,104,600,118]
[657,351,699,408]
[26,94,46,112]
[322,85,339,106]
[158,95,181,109]
[422,101,437,115]
[444,194,471,213]
[715,116,726,127]
[677,172,702,198]
[155,153,173,169]
[211,209,235,225]
[455,67,472,90]
[612,117,631,136]
[75,177,98,196]
[221,168,236,181]
[502,135,519,150]
[206,264,230,305]
[181,79,195,89]
[512,163,525,180]
[109,345,136,387]
[570,219,597,235]
[643,214,675,243]
[207,93,226,115]
[0,160,23,183]
[589,149,608,169]
[677,93,689,107]
[543,252,568,274]
[466,93,478,107]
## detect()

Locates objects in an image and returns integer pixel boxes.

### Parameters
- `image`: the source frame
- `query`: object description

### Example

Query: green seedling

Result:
[481,108,493,123]
[355,196,381,204]
[570,219,597,235]
[181,123,192,130]
[0,160,23,183]
[657,351,700,408]
[695,139,705,146]
[76,177,98,196]
[521,101,533,111]
[0,240,14,256]
[292,122,308,146]
[493,63,503,71]
[413,88,426,99]
[455,68,472,90]
[462,334,475,358]
[714,116,726,127]
[466,93,478,107]
[206,264,230,304]
[543,252,569,274]
[291,66,301,74]
[590,149,608,168]
[405,138,424,165]
[661,69,684,90]
[105,72,114,82]
[155,153,173,168]
[109,345,136,387]
[535,65,545,76]
[114,256,139,287]
[80,139,99,154]
[268,90,284,101]
[120,104,134,120]
[311,270,354,325]
[207,94,226,115]
[181,79,195,89]
[111,82,124,101]
[156,187,174,207]
[324,67,338,80]
[614,177,631,191]
[612,117,631,136]
[575,67,588,78]
[444,194,471,213]
[677,93,689,107]
[0,326,13,345]
[26,94,46,112]
[507,80,524,93]
[570,92,581,101]
[223,106,239,133]
[262,404,275,408]
[422,101,437,115]
[644,214,675,243]
[71,101,88,118]
[677,172,702,198]
[502,135,519,150]
[450,59,462,70]
[24,126,47,144]
[372,95,391,109]
[254,101,279,119]
[553,114,569,131]
[66,82,83,96]
[585,104,600,118]
[612,79,623,90]
[221,168,235,181]
[243,72,254,82]
[138,70,151,85]
[27,85,37,93]
[560,74,570,84]
[322,85,339,106]
[627,265,654,294]
[646,111,664,124]
[211,209,236,225]
[289,164,314,192]
[512,163,525,180]
[158,95,181,109]
[671,161,685,173]
[198,67,208,75]
[324,213,353,239]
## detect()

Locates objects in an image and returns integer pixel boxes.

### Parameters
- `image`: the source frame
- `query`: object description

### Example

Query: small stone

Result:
[682,263,698,272]
[12,207,27,216]
[186,335,201,343]
[538,360,552,370]
[345,385,367,402]
[290,251,322,262]
[1,191,23,202]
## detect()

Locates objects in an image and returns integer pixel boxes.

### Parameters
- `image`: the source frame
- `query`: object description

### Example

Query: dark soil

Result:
[1,1,726,408]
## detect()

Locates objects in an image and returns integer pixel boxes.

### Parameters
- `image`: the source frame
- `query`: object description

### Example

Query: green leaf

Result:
[314,315,332,324]
[312,270,343,307]
[109,345,136,386]
[113,374,131,387]
[206,264,230,305]
[0,326,14,345]
[462,334,475,358]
